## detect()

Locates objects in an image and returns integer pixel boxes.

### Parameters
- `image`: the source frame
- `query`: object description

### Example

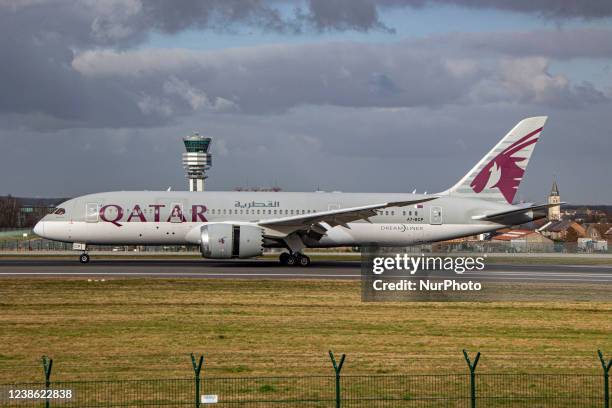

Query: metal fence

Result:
[0,374,606,407]
[1,351,610,408]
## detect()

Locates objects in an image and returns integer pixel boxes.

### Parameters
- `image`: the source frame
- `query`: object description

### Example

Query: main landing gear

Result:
[79,252,90,264]
[279,252,311,267]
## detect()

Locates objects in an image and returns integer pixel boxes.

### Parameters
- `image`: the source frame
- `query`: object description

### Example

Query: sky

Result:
[1,1,611,204]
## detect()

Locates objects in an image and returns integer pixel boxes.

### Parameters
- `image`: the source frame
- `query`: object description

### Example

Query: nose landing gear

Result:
[73,243,90,264]
[279,252,310,267]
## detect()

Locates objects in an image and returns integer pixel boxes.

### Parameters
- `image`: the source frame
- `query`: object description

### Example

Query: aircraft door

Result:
[85,203,99,223]
[430,206,442,225]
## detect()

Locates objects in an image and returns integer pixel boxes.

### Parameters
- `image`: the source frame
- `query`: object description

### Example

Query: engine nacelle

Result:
[200,223,264,259]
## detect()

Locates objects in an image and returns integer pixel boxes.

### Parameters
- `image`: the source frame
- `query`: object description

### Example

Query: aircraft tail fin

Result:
[444,116,547,204]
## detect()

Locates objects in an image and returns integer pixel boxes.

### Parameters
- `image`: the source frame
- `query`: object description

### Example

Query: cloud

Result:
[305,0,394,33]
[1,0,611,128]
[71,39,610,116]
[467,57,609,108]
[3,103,612,203]
[424,28,612,60]
[162,76,237,112]
[426,0,612,20]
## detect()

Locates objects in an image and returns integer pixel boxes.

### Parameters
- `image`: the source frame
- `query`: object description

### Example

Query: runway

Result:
[0,259,610,283]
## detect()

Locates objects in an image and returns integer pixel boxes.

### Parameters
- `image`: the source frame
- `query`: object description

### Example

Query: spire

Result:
[550,180,559,196]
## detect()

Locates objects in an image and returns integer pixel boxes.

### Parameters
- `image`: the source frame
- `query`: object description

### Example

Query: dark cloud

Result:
[302,0,612,33]
[423,28,612,60]
[430,0,612,20]
[306,0,394,32]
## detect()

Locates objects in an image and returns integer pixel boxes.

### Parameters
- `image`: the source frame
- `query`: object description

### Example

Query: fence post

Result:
[599,350,612,408]
[463,350,480,408]
[329,351,346,408]
[190,353,204,408]
[41,355,53,408]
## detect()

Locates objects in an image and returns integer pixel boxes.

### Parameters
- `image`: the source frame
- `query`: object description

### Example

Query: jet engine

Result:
[200,223,264,259]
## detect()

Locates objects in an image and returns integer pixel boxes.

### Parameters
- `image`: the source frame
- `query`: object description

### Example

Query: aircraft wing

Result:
[259,197,438,232]
[472,202,565,221]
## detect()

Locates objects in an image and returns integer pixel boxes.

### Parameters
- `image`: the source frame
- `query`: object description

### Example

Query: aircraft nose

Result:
[33,221,45,237]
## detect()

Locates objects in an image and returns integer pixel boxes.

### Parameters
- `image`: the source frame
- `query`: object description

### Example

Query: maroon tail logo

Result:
[470,127,542,204]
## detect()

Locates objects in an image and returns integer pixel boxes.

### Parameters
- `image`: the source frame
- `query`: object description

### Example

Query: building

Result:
[491,229,554,252]
[583,223,612,241]
[578,226,609,252]
[182,133,212,192]
[605,227,612,242]
[538,220,586,242]
[547,180,561,221]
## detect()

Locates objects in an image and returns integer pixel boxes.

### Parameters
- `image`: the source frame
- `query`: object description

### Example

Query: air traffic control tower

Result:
[182,132,212,192]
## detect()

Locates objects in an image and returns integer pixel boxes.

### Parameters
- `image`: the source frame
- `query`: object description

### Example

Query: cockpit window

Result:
[53,208,66,215]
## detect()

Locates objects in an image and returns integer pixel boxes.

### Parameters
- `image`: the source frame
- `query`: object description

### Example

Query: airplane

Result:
[34,116,561,266]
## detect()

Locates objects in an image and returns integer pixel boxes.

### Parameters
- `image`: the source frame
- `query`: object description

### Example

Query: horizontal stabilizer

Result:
[472,202,565,221]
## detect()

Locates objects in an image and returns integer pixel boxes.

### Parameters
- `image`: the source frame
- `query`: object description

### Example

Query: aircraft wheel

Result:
[297,255,311,267]
[285,254,298,266]
[279,252,290,265]
[79,253,90,264]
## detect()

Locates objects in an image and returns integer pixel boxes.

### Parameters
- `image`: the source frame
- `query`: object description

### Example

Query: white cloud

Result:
[136,94,173,116]
[163,75,237,112]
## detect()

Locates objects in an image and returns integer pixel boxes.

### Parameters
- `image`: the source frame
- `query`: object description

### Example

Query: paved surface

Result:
[0,259,610,283]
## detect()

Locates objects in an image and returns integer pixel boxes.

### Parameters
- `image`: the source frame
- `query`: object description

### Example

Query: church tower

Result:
[547,180,561,221]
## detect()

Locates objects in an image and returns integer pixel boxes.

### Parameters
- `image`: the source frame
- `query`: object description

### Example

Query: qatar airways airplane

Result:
[34,117,560,266]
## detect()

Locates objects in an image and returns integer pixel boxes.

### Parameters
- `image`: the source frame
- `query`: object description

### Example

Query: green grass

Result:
[0,278,610,384]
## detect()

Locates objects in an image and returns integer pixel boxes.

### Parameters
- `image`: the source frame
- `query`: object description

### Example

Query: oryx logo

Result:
[470,127,542,203]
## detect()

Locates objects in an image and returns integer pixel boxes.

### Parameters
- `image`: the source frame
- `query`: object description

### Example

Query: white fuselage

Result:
[34,191,513,248]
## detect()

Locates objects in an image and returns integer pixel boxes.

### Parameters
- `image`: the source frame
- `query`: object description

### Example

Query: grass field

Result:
[0,278,611,384]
